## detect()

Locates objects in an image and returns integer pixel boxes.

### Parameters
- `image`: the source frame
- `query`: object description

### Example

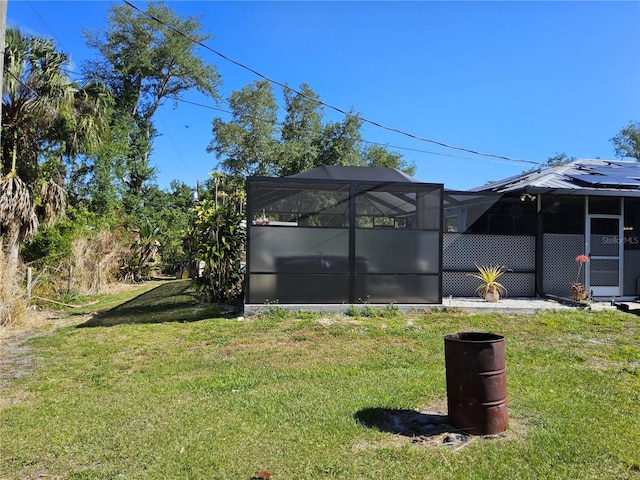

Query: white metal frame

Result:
[585,198,624,298]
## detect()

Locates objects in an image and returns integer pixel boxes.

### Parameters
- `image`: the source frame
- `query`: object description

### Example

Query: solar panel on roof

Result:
[589,167,640,177]
[569,174,640,187]
[470,159,640,192]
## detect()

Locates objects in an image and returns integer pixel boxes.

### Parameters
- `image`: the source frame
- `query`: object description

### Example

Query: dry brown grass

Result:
[2,228,134,317]
[0,249,26,327]
[68,229,132,295]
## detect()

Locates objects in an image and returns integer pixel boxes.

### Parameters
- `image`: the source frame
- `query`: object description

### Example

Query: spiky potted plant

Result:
[469,264,509,302]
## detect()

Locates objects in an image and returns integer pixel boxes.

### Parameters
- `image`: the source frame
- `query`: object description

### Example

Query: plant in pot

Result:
[570,254,590,301]
[469,264,509,302]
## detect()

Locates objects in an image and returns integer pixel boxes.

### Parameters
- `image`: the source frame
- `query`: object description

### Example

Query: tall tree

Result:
[83,1,221,210]
[317,113,364,167]
[279,84,323,176]
[610,121,640,161]
[208,81,417,178]
[362,144,416,176]
[1,28,109,272]
[208,80,281,177]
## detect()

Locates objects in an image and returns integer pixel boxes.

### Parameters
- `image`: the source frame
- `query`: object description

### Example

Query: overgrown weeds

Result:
[346,303,401,318]
[69,229,132,293]
[27,229,132,308]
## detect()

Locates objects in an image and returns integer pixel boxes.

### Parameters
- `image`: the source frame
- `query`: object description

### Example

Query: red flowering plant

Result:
[570,254,590,301]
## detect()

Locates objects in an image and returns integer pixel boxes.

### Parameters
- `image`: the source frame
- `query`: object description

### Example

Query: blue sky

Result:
[7,1,640,190]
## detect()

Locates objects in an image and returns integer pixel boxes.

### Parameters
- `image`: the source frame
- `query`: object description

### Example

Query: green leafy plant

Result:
[120,218,161,282]
[186,173,246,303]
[469,263,508,300]
[345,305,360,317]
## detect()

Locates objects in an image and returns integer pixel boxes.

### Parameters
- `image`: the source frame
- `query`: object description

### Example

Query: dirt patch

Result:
[317,317,336,327]
[0,309,87,409]
[354,398,528,451]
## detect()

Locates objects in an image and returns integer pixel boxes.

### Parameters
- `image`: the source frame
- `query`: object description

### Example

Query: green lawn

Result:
[1,281,639,479]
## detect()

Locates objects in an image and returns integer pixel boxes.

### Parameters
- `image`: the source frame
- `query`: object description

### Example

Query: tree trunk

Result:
[3,222,21,278]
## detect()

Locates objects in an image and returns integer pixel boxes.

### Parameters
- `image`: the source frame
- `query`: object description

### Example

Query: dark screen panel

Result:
[250,228,349,273]
[354,275,440,303]
[355,230,439,274]
[250,181,350,227]
[247,177,443,304]
[248,274,349,303]
[624,198,640,251]
[355,183,441,231]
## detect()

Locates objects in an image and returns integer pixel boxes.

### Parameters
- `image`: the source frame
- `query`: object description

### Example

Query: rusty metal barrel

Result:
[444,332,508,435]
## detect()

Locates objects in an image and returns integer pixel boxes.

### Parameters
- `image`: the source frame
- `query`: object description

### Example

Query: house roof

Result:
[288,165,420,183]
[471,159,640,196]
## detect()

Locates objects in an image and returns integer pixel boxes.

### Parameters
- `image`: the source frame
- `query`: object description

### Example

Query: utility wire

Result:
[16,0,544,169]
[121,0,543,167]
[170,95,531,167]
[4,68,38,97]
[5,45,530,170]
[27,1,67,53]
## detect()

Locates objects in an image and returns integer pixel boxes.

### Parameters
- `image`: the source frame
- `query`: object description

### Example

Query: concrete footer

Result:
[243,297,618,316]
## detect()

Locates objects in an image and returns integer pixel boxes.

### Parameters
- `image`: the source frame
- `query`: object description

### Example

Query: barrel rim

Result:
[444,331,504,343]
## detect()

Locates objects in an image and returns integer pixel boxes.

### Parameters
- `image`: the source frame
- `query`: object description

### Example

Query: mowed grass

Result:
[1,281,639,479]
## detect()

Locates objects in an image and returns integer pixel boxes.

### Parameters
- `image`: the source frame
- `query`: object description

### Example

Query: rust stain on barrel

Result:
[444,332,508,435]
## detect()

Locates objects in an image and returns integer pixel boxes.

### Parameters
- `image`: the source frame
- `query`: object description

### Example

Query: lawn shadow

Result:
[78,280,239,328]
[355,407,455,438]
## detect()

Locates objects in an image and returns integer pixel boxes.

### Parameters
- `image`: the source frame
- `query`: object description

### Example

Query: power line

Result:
[169,95,530,167]
[17,0,545,170]
[121,0,543,167]
[4,40,533,170]
[27,1,67,54]
[4,67,38,97]
[157,110,191,173]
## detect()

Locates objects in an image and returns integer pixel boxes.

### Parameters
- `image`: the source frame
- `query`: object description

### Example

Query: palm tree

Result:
[1,28,111,275]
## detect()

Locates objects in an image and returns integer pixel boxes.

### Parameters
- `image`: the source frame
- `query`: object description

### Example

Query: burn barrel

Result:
[444,332,508,435]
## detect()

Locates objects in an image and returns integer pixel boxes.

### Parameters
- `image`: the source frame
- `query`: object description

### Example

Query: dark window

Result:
[466,197,537,234]
[624,198,640,250]
[542,196,584,234]
[589,197,621,215]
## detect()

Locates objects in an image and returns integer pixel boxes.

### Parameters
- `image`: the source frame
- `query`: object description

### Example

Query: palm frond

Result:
[40,179,67,226]
[0,175,35,225]
[19,211,39,241]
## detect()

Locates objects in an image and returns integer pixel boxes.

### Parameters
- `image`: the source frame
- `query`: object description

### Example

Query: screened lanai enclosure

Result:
[246,160,640,305]
[246,166,443,304]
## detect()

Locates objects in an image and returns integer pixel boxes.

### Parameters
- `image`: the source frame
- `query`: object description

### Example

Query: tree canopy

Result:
[1,28,110,272]
[610,121,640,162]
[208,81,414,178]
[82,2,221,209]
[208,80,281,177]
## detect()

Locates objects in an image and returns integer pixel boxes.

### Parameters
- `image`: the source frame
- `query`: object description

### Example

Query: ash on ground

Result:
[355,406,507,448]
